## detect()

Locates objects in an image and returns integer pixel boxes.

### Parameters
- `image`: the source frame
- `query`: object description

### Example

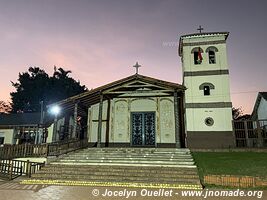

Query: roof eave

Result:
[179,32,229,56]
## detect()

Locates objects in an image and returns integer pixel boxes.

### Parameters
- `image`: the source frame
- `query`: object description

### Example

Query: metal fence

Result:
[233,120,267,147]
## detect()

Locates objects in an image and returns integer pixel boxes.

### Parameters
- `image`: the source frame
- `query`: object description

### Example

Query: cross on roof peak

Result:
[133,62,141,74]
[197,25,204,33]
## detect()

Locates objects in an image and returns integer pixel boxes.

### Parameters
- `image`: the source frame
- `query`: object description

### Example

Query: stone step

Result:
[34,172,200,181]
[50,162,196,168]
[31,174,200,184]
[54,160,195,167]
[81,148,191,152]
[30,148,201,188]
[75,151,191,155]
[64,154,192,158]
[37,168,199,177]
[40,166,198,175]
[64,158,193,162]
[59,158,194,165]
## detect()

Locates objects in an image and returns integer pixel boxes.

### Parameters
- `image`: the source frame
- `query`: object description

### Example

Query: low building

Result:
[0,113,53,145]
[252,92,267,121]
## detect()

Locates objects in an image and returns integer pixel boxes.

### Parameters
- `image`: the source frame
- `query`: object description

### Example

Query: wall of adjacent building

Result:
[0,128,15,144]
[257,98,267,120]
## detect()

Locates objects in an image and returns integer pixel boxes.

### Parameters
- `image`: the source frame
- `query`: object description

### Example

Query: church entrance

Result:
[131,112,156,147]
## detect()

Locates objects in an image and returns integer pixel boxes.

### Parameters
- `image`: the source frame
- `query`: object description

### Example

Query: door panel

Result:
[131,112,155,146]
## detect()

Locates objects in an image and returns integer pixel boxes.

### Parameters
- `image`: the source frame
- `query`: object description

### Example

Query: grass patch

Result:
[192,152,267,180]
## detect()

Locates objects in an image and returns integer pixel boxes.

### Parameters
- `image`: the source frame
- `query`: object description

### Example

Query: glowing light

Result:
[50,105,60,115]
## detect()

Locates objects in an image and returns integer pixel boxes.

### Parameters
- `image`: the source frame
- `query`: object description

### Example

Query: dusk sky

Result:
[0,0,267,114]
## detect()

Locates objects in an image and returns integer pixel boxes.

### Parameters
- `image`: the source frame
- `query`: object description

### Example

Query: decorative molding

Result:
[114,99,127,103]
[186,102,232,108]
[159,97,174,103]
[199,82,215,90]
[183,40,226,47]
[87,142,177,148]
[184,70,229,77]
[130,97,156,103]
[191,47,204,53]
[205,46,218,52]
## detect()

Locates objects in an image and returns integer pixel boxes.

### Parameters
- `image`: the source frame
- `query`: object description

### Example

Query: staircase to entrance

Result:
[27,148,202,189]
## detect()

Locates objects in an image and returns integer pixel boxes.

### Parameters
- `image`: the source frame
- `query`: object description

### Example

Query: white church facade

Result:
[48,31,234,149]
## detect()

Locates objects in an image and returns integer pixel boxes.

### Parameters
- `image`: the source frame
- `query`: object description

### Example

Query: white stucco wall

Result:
[186,107,232,131]
[88,96,176,145]
[257,98,267,120]
[181,33,233,133]
[182,35,228,73]
[46,124,54,143]
[0,128,15,144]
[184,74,231,103]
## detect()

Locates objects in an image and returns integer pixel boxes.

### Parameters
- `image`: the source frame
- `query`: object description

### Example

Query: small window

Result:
[199,82,215,96]
[194,52,201,64]
[203,86,210,96]
[209,50,216,64]
[206,46,218,64]
[205,117,214,126]
[192,47,203,65]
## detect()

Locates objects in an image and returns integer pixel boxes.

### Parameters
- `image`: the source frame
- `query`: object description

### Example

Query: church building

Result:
[49,31,234,149]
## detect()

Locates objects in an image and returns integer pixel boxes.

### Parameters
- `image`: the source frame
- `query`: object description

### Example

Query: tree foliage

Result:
[0,101,11,113]
[232,106,251,120]
[10,66,87,113]
[232,107,243,120]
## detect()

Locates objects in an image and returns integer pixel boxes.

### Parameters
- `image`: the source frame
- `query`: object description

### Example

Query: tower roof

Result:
[178,32,229,56]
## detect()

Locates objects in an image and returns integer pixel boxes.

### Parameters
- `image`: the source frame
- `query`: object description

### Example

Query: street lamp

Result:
[49,105,61,142]
[50,105,60,116]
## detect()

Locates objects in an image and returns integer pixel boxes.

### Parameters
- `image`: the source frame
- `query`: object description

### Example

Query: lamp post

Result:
[50,105,60,142]
[37,101,44,144]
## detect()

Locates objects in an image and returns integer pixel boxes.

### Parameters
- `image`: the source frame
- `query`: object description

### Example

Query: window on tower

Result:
[191,47,203,65]
[206,46,218,64]
[194,52,201,65]
[208,50,216,64]
[203,86,210,96]
[199,82,215,96]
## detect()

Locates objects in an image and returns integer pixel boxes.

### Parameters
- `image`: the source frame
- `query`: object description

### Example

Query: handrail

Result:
[0,138,88,159]
[0,159,45,180]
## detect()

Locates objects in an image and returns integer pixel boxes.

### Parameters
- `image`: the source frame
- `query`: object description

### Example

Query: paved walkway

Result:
[0,180,266,200]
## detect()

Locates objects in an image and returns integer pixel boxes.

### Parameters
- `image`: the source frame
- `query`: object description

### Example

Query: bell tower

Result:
[179,30,234,148]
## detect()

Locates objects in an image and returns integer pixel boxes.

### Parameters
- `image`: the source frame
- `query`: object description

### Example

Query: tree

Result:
[0,101,11,113]
[10,66,87,113]
[232,107,243,120]
[232,106,251,120]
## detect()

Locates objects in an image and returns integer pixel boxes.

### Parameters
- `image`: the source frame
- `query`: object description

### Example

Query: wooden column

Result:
[180,92,186,148]
[72,102,78,139]
[97,94,103,148]
[52,116,58,142]
[105,98,111,147]
[174,91,181,148]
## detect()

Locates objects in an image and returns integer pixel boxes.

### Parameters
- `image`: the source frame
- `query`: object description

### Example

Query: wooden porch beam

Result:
[72,102,78,139]
[97,94,104,148]
[174,91,181,148]
[104,90,173,94]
